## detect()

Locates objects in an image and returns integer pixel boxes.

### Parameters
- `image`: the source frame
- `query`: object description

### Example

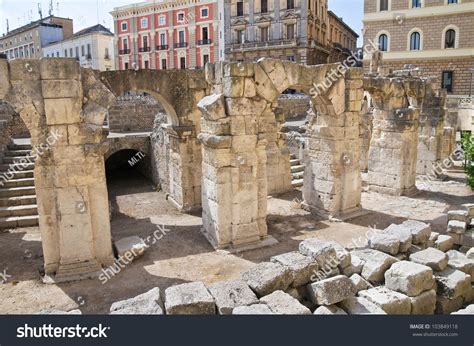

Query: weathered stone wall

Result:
[365,76,426,196]
[107,94,165,132]
[276,94,311,120]
[0,101,30,138]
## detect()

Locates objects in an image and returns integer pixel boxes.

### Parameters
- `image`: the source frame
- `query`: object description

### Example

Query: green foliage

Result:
[461,131,474,189]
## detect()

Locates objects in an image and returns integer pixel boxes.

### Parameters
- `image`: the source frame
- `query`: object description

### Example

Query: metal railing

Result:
[197,39,212,45]
[138,47,151,52]
[156,44,168,50]
[175,42,188,48]
[119,49,130,55]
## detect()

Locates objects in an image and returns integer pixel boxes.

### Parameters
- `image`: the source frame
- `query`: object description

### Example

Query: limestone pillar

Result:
[365,76,426,196]
[303,69,364,219]
[4,59,115,282]
[359,96,373,172]
[417,85,446,176]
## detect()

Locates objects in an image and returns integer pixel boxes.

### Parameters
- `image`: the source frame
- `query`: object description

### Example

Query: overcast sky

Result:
[0,0,364,45]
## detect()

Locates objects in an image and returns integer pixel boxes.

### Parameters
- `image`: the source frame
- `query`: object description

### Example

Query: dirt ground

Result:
[0,170,472,314]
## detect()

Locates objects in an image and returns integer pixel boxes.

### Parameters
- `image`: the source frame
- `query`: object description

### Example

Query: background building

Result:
[224,0,358,64]
[111,0,222,70]
[363,0,474,96]
[0,16,73,60]
[42,24,115,71]
[328,10,358,63]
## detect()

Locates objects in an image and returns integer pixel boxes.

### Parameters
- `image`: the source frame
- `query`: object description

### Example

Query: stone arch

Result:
[0,58,116,282]
[199,58,364,251]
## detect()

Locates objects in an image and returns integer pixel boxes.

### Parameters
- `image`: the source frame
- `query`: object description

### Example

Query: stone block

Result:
[435,295,463,314]
[164,282,216,315]
[409,247,448,271]
[40,58,80,80]
[307,275,356,305]
[270,251,319,287]
[241,262,293,297]
[447,210,469,223]
[329,241,351,268]
[313,305,347,315]
[435,235,454,252]
[359,287,411,315]
[41,80,82,99]
[383,224,413,252]
[434,268,471,299]
[260,290,311,315]
[299,238,337,268]
[401,220,431,244]
[385,261,434,297]
[341,255,365,277]
[197,93,226,121]
[232,304,274,314]
[44,98,82,125]
[208,280,259,315]
[9,59,41,81]
[352,249,398,283]
[110,287,164,314]
[369,232,400,255]
[350,274,373,292]
[446,250,474,280]
[338,296,387,315]
[447,220,467,234]
[114,236,147,259]
[467,248,474,260]
[410,289,436,315]
[427,232,439,248]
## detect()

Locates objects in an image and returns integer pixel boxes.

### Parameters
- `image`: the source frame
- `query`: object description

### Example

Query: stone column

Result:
[359,96,373,172]
[303,69,364,219]
[365,76,426,196]
[4,59,115,282]
[198,62,276,251]
[417,85,446,176]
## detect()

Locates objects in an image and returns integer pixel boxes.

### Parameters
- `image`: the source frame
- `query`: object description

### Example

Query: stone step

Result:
[290,164,305,173]
[8,144,32,151]
[290,153,297,160]
[0,177,35,189]
[0,215,39,229]
[0,204,38,218]
[0,195,37,207]
[2,156,35,164]
[290,159,301,165]
[4,150,31,157]
[0,186,36,198]
[292,171,304,180]
[0,163,35,171]
[0,170,34,179]
[292,179,303,187]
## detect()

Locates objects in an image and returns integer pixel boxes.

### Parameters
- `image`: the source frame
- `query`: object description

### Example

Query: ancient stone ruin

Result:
[0,56,472,315]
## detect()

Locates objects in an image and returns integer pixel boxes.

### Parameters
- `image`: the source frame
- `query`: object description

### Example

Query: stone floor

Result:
[0,170,471,314]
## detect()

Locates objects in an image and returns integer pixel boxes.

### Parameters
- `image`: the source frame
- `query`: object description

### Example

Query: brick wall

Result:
[365,0,474,14]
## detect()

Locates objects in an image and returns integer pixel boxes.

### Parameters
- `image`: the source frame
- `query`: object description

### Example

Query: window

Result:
[124,62,129,70]
[445,29,456,48]
[260,26,269,42]
[378,34,388,51]
[159,16,165,26]
[123,38,129,50]
[81,45,85,56]
[160,33,166,45]
[143,36,148,49]
[410,32,420,50]
[69,48,73,57]
[412,0,421,8]
[203,54,209,66]
[121,22,128,31]
[161,58,167,69]
[201,7,209,18]
[56,51,59,57]
[105,48,110,59]
[202,27,209,41]
[441,71,453,92]
[180,57,186,69]
[287,55,295,61]
[236,29,245,43]
[179,31,185,44]
[261,0,268,13]
[75,47,79,58]
[87,44,91,57]
[144,60,149,69]
[380,0,389,11]
[64,49,67,57]
[141,18,148,29]
[177,12,185,22]
[447,0,458,3]
[287,24,295,39]
[287,0,294,9]
[237,1,243,16]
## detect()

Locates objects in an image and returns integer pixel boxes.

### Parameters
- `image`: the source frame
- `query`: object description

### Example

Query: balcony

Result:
[119,49,130,55]
[156,44,169,50]
[175,42,188,48]
[139,47,151,52]
[197,39,212,45]
[228,38,299,51]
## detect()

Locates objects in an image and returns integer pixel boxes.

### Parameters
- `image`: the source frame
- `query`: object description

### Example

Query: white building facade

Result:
[42,24,116,71]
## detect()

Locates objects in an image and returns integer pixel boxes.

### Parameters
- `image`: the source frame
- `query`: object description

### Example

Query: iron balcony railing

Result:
[138,47,151,52]
[156,44,169,50]
[119,49,130,55]
[197,39,212,45]
[175,42,188,48]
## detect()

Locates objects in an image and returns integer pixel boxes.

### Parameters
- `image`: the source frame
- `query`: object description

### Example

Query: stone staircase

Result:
[290,153,304,188]
[0,142,38,229]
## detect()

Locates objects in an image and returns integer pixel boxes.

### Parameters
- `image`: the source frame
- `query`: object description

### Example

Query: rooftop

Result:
[0,15,72,39]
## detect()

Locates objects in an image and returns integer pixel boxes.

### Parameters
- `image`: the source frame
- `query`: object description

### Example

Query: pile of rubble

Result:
[101,213,473,315]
